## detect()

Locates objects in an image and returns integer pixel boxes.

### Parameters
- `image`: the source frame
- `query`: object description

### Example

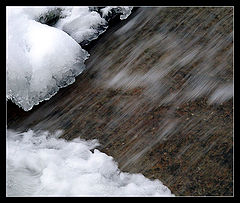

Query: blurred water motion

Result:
[7,7,233,196]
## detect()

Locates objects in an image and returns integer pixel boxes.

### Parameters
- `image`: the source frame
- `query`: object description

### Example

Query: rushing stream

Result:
[7,6,233,196]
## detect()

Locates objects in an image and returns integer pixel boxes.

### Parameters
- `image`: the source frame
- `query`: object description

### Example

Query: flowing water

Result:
[7,7,233,196]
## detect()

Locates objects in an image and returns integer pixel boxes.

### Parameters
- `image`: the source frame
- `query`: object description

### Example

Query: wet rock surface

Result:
[7,7,233,196]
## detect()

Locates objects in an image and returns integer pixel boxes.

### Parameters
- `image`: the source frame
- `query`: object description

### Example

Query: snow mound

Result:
[7,129,174,196]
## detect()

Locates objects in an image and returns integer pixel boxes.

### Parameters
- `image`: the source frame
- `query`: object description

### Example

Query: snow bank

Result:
[7,129,174,197]
[6,6,133,111]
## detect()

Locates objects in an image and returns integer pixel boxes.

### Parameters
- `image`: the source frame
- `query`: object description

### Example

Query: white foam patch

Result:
[208,84,233,104]
[6,129,174,197]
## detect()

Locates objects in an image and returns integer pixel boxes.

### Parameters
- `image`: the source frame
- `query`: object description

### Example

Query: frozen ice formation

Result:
[54,7,108,46]
[6,6,133,111]
[100,6,133,20]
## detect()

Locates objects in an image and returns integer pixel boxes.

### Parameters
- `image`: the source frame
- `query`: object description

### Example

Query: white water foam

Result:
[6,129,174,197]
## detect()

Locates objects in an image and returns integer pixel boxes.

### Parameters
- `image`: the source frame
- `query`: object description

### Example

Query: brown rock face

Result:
[7,7,233,196]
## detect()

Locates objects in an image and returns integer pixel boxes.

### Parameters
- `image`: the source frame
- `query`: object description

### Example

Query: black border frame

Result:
[1,0,238,200]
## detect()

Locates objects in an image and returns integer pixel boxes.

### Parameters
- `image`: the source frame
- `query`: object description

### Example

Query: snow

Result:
[7,129,174,197]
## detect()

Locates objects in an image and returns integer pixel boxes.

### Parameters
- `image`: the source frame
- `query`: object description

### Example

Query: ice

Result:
[7,7,89,111]
[6,6,133,111]
[54,7,108,45]
[6,129,174,197]
[100,6,133,20]
[54,6,133,45]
